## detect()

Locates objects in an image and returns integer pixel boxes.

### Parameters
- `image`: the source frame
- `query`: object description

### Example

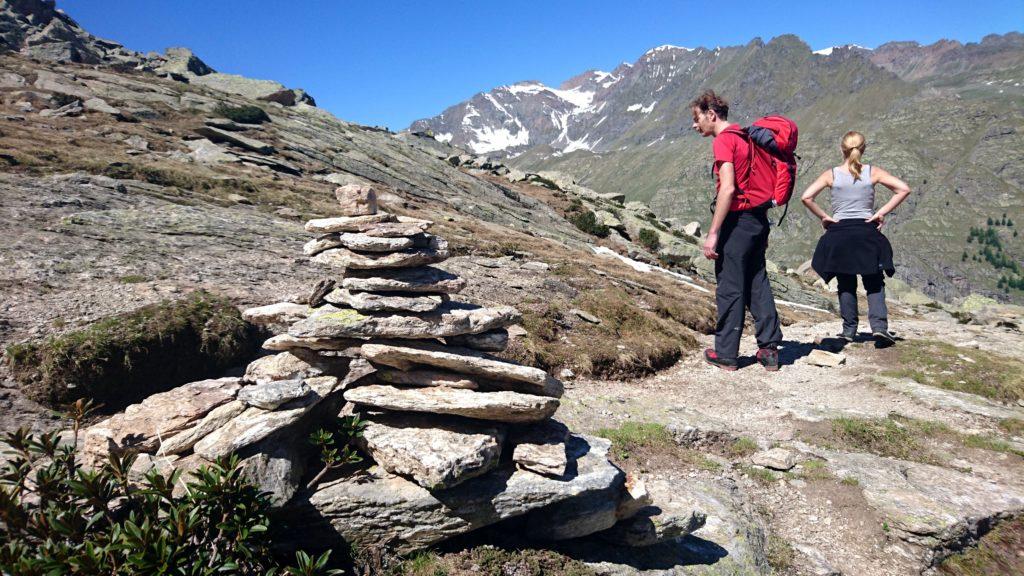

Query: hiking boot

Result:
[836,329,856,342]
[703,348,738,371]
[872,330,898,345]
[756,347,780,371]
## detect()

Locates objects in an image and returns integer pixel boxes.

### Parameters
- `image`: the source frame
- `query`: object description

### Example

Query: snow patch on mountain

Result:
[813,44,872,55]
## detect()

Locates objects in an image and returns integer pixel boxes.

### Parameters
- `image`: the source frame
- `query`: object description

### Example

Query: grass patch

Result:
[566,209,609,238]
[638,227,661,251]
[882,339,1024,403]
[939,515,1024,576]
[408,546,595,576]
[800,414,1024,466]
[765,531,795,572]
[998,418,1024,436]
[740,464,778,485]
[118,274,148,284]
[794,459,834,481]
[727,436,758,459]
[4,290,260,410]
[597,421,673,460]
[840,475,860,486]
[501,287,699,379]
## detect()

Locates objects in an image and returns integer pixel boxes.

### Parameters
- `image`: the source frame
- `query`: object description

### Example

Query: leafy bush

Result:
[0,402,339,576]
[638,228,661,251]
[5,290,261,410]
[567,210,609,238]
[214,104,271,124]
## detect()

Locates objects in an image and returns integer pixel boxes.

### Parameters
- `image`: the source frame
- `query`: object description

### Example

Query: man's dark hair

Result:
[690,90,729,120]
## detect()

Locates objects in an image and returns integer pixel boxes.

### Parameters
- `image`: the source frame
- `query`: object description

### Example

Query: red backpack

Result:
[721,115,799,223]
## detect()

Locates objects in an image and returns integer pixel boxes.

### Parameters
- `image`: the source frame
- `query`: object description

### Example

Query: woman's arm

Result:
[866,166,911,228]
[801,170,837,229]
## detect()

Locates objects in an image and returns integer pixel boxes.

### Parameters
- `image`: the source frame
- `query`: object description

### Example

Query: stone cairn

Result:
[80,183,704,555]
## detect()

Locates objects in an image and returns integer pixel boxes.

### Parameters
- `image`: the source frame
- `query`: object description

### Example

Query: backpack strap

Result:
[720,126,756,209]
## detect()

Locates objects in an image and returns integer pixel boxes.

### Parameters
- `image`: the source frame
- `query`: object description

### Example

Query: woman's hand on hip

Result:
[821,215,838,230]
[866,212,884,229]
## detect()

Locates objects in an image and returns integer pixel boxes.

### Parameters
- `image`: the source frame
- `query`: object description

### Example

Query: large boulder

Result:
[287,434,623,554]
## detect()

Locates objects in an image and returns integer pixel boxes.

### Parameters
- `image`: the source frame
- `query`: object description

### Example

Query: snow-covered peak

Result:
[645,44,695,56]
[505,81,547,95]
[813,44,872,56]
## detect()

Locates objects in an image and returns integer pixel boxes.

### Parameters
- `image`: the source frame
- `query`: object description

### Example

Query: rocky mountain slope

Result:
[2,2,1023,575]
[410,33,1024,305]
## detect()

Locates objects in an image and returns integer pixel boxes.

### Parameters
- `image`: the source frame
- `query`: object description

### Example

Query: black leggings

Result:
[835,273,888,333]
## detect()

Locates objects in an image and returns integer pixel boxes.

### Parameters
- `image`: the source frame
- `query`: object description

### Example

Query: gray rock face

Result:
[598,507,707,547]
[240,439,305,507]
[341,266,467,293]
[822,449,1024,558]
[343,385,558,423]
[289,303,519,340]
[324,288,445,313]
[511,419,570,477]
[336,233,416,253]
[527,489,621,541]
[186,138,238,164]
[359,412,505,489]
[237,379,311,410]
[360,341,562,397]
[243,351,349,384]
[294,434,623,553]
[262,334,365,353]
[310,236,449,270]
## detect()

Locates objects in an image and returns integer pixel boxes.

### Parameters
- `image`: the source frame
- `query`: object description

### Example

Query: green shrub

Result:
[638,228,661,251]
[0,413,339,576]
[214,104,271,124]
[567,210,609,238]
[5,290,261,410]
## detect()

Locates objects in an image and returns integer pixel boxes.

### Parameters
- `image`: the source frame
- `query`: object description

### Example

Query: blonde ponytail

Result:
[841,131,866,181]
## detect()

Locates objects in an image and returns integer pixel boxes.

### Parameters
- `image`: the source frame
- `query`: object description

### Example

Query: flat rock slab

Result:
[238,379,311,410]
[310,236,449,270]
[244,350,351,384]
[193,126,274,154]
[335,184,377,216]
[750,447,797,471]
[157,399,246,456]
[324,289,445,313]
[806,349,846,367]
[194,376,339,459]
[294,434,622,554]
[304,213,397,234]
[359,412,505,489]
[375,368,477,389]
[303,233,418,256]
[511,419,570,477]
[341,266,466,294]
[243,302,311,332]
[262,334,365,353]
[289,303,519,340]
[360,341,563,397]
[343,385,558,423]
[446,329,509,352]
[82,378,241,464]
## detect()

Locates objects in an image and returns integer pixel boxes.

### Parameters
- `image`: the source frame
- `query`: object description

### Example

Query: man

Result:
[690,90,782,371]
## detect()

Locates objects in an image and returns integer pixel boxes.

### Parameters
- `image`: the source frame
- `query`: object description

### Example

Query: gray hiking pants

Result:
[836,273,888,333]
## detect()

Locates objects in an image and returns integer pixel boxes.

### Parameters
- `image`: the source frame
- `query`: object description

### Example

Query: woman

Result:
[802,131,911,344]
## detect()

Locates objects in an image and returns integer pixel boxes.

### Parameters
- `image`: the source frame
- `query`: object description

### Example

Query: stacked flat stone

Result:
[245,183,569,491]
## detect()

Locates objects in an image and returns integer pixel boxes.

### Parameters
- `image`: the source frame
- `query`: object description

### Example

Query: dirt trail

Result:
[559,312,1024,575]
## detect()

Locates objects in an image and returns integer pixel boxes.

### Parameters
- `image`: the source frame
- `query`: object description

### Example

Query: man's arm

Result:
[703,162,735,259]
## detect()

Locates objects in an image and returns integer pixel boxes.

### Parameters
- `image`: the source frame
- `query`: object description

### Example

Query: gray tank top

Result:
[831,165,875,220]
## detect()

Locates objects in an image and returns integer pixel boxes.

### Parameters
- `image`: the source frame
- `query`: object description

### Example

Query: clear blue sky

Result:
[61,0,1022,130]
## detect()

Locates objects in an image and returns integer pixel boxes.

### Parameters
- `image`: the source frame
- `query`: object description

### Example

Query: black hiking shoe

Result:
[756,347,780,371]
[872,330,898,345]
[836,330,856,342]
[704,348,738,371]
